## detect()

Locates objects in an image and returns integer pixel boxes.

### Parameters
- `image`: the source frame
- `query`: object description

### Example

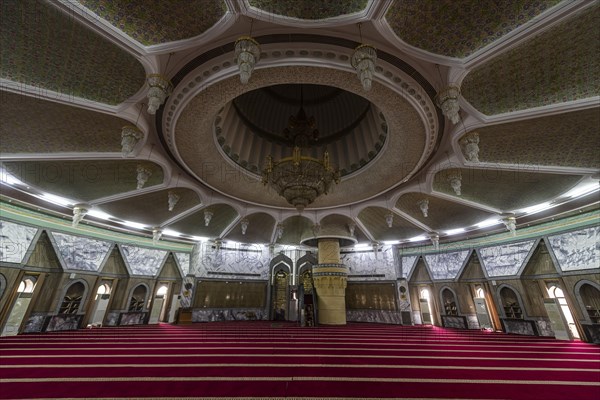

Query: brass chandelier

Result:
[262,87,339,212]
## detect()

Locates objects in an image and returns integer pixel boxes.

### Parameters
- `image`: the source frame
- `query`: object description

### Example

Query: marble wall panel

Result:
[119,311,147,325]
[120,245,167,276]
[45,314,82,331]
[466,314,479,329]
[0,220,37,263]
[346,310,403,324]
[343,246,397,280]
[548,226,600,271]
[442,315,467,329]
[104,311,119,326]
[193,244,270,280]
[51,232,111,271]
[192,308,267,322]
[424,250,470,280]
[535,318,555,337]
[400,255,418,279]
[412,311,422,325]
[175,252,191,275]
[22,313,46,333]
[479,240,536,277]
[502,318,537,335]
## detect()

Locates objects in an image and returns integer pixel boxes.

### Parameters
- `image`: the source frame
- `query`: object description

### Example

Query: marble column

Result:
[313,239,348,325]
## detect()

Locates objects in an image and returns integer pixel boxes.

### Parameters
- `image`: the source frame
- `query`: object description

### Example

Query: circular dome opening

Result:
[214,84,388,177]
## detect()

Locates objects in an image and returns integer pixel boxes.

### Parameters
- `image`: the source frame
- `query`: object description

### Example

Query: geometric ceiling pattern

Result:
[395,193,493,232]
[433,168,582,211]
[1,160,164,202]
[0,0,597,249]
[385,0,561,58]
[0,0,146,105]
[462,3,599,114]
[77,0,227,46]
[248,0,368,20]
[468,107,600,169]
[0,91,128,154]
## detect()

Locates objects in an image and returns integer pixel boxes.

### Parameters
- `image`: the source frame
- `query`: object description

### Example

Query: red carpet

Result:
[1,322,599,399]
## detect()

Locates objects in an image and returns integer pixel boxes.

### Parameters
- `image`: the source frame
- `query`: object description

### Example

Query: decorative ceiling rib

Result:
[168,204,238,238]
[0,0,146,105]
[461,3,599,115]
[359,207,423,241]
[395,193,494,232]
[77,0,227,46]
[226,212,275,243]
[97,188,201,227]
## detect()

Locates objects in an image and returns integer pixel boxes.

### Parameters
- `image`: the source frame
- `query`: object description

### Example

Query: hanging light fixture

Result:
[417,199,429,218]
[385,211,394,228]
[152,227,162,245]
[351,23,377,91]
[429,232,440,250]
[204,210,214,227]
[460,131,480,163]
[121,104,144,157]
[146,74,173,115]
[235,18,260,84]
[502,214,517,236]
[348,222,356,237]
[276,223,284,240]
[240,218,249,235]
[262,86,339,211]
[434,65,461,124]
[72,204,89,227]
[447,170,462,196]
[136,165,152,189]
[167,190,180,211]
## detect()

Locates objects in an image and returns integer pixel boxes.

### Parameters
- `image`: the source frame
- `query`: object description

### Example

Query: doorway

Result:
[149,284,169,324]
[2,275,38,336]
[419,288,433,325]
[473,287,493,329]
[89,282,112,327]
[547,285,580,339]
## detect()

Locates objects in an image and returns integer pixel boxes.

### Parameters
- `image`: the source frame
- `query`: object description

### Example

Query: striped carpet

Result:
[1,322,599,399]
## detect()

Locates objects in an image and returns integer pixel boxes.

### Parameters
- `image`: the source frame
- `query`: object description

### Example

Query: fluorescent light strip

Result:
[39,193,74,207]
[476,218,501,229]
[409,235,427,242]
[444,228,465,235]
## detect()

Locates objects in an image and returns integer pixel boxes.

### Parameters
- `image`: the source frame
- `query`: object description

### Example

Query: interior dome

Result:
[216,84,387,177]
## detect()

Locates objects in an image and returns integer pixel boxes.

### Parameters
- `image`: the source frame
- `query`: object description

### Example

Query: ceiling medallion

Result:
[261,87,340,212]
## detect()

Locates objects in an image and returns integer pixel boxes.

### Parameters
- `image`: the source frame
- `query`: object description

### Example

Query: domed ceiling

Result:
[0,0,598,249]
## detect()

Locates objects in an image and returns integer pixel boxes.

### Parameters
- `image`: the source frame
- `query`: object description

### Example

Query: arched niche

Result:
[0,274,6,300]
[128,284,149,312]
[498,284,525,319]
[440,287,459,316]
[57,280,89,314]
[574,280,600,324]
